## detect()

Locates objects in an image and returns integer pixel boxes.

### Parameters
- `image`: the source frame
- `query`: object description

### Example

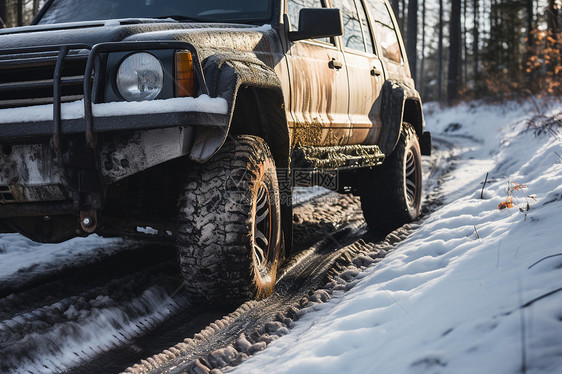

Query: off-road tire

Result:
[360,123,422,234]
[176,135,283,305]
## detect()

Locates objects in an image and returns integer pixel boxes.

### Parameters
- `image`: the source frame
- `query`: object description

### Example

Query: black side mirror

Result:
[288,8,343,42]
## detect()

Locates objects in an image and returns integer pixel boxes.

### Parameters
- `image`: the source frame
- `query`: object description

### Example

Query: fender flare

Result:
[189,54,289,169]
[378,80,424,155]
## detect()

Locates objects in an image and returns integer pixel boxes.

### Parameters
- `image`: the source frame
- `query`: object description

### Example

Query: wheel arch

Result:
[379,80,424,155]
[189,54,290,169]
[188,54,293,254]
[229,85,290,170]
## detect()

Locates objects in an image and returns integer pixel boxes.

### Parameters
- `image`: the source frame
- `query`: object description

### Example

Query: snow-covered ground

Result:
[234,98,562,374]
[1,98,561,373]
[0,234,124,287]
[0,233,189,374]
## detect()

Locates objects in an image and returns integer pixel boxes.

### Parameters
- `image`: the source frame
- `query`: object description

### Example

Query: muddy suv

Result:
[0,0,430,304]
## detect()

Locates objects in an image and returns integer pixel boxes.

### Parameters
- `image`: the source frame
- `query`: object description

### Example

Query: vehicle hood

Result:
[0,19,279,62]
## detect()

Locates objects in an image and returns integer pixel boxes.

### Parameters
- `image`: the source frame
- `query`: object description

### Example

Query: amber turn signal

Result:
[175,51,195,97]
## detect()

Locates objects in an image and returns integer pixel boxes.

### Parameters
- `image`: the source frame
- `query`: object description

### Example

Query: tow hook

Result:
[80,209,97,233]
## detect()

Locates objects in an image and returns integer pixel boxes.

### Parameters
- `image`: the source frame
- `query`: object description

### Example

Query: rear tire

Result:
[360,123,422,234]
[176,135,283,305]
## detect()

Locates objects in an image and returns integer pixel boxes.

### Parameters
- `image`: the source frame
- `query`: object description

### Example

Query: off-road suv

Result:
[0,0,430,304]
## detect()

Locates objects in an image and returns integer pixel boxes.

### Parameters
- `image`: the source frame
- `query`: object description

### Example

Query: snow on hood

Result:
[0,19,268,36]
[0,20,272,52]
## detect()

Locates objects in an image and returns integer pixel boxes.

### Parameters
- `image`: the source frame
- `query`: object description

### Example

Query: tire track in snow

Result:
[71,193,368,374]
[0,138,455,374]
[0,244,192,374]
[118,138,458,374]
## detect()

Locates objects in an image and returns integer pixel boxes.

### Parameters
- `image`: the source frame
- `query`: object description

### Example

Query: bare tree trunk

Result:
[490,0,499,69]
[448,0,461,102]
[546,0,559,77]
[391,0,403,31]
[494,1,502,71]
[473,0,479,81]
[390,0,399,21]
[547,0,558,34]
[407,0,418,80]
[400,0,406,32]
[496,0,503,68]
[0,0,6,28]
[33,0,41,16]
[438,0,443,101]
[526,0,533,48]
[420,0,426,95]
[463,0,468,86]
[17,0,24,26]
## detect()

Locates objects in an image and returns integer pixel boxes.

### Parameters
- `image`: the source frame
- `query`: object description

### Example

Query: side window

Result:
[331,0,366,52]
[287,0,331,43]
[368,0,403,63]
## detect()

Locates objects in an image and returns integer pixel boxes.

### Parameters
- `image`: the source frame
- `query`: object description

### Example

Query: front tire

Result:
[360,123,422,234]
[176,135,283,305]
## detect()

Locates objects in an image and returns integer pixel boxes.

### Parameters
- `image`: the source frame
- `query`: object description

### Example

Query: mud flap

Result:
[281,199,293,258]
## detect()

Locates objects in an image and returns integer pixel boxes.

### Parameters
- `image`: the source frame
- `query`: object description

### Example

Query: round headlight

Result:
[116,52,164,101]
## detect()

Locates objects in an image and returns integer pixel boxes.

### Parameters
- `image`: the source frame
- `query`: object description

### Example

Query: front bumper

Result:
[0,125,199,205]
[0,97,228,139]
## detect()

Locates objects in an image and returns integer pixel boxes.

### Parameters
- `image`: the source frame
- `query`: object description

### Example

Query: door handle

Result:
[329,58,343,70]
[371,67,382,76]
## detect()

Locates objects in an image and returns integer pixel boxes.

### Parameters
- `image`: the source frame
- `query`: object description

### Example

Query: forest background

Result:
[0,0,560,102]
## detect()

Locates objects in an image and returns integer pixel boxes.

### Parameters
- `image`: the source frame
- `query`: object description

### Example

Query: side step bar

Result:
[292,144,385,170]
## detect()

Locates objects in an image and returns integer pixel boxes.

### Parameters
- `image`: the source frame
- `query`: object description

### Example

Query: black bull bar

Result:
[0,41,227,152]
[0,41,228,225]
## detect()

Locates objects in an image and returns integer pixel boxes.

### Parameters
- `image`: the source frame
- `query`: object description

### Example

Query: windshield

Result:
[37,0,272,25]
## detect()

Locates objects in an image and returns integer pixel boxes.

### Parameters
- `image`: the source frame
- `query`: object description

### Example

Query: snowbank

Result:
[234,99,562,374]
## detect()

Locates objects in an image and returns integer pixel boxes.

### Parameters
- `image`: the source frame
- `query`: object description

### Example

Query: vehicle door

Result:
[286,0,350,147]
[331,0,384,145]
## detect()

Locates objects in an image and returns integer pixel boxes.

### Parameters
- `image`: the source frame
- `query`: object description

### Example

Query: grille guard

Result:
[0,41,212,151]
[0,41,225,224]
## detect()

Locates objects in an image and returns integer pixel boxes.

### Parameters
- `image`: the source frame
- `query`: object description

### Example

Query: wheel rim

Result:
[405,148,418,208]
[253,182,271,273]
